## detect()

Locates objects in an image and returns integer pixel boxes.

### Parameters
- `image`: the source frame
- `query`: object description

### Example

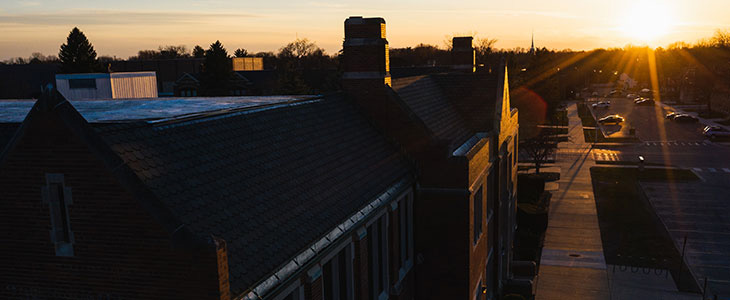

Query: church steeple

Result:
[530,31,536,55]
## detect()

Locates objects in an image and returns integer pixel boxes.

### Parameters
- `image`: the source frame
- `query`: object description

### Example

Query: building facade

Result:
[340,17,519,300]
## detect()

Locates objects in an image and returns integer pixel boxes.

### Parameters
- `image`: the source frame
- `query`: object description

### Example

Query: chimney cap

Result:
[346,16,385,25]
[452,36,474,49]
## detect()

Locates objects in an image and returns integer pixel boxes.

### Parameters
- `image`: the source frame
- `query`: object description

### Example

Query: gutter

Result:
[237,175,414,300]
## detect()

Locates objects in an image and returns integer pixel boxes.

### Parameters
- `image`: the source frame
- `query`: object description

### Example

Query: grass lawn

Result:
[590,166,700,291]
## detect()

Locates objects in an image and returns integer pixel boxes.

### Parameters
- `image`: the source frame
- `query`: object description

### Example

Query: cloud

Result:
[0,10,259,26]
[306,2,347,9]
[17,0,41,7]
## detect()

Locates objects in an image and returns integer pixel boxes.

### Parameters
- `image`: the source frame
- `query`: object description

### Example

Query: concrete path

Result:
[536,102,611,300]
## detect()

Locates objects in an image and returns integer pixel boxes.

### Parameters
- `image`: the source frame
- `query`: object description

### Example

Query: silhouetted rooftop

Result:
[0,96,316,123]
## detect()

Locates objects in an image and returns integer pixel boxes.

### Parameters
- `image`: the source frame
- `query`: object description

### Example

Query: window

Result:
[68,78,96,89]
[486,171,495,221]
[398,194,414,277]
[277,283,303,300]
[322,245,353,300]
[284,289,302,300]
[41,173,74,256]
[368,216,388,300]
[485,250,495,300]
[474,279,483,300]
[473,186,483,244]
[513,138,518,166]
[180,89,198,97]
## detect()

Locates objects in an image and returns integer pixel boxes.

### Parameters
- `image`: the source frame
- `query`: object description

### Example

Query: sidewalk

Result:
[534,102,701,300]
[535,102,611,300]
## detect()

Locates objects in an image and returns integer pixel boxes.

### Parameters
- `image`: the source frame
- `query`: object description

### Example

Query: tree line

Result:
[3,27,730,100]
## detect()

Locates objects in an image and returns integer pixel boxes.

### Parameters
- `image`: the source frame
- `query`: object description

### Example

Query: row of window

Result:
[282,193,414,300]
[180,89,198,97]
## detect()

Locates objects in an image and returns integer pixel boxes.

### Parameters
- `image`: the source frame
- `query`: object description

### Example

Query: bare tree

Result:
[520,129,558,174]
[711,29,730,47]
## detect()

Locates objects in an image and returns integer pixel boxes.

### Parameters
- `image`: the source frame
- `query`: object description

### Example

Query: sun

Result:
[619,1,674,43]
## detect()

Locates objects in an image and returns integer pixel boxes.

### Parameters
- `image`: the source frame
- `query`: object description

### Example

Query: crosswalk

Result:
[592,149,622,161]
[642,141,710,147]
[690,167,730,173]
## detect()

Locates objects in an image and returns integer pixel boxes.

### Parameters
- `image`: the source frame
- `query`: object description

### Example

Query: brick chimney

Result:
[452,36,475,72]
[342,16,391,92]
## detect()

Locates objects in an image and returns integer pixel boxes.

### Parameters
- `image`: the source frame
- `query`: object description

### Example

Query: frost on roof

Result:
[0,96,317,123]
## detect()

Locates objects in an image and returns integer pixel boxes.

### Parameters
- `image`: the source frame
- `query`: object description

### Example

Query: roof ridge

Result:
[147,95,324,128]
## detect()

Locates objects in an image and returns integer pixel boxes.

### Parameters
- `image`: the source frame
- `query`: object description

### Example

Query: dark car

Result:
[665,112,679,119]
[674,114,699,123]
[704,126,730,139]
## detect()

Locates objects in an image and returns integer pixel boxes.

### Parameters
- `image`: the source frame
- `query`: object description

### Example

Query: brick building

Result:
[0,16,519,300]
[340,17,519,299]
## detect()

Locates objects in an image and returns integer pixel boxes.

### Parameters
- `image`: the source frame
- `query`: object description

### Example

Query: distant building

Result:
[173,71,278,97]
[232,57,264,71]
[55,72,157,100]
[0,63,59,99]
[618,73,637,90]
[111,58,204,96]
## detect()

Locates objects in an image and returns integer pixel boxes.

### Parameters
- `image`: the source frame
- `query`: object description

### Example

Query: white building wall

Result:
[110,72,157,99]
[55,75,112,101]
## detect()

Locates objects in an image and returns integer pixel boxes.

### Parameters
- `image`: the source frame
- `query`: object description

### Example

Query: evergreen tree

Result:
[233,48,248,57]
[201,41,232,96]
[193,45,206,58]
[58,27,99,73]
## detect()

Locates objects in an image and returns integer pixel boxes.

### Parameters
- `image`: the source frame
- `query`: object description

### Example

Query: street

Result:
[588,97,706,141]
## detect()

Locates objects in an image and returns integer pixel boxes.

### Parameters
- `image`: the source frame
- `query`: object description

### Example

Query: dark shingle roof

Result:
[391,76,472,147]
[430,73,498,133]
[0,123,20,152]
[93,95,412,295]
[391,72,498,151]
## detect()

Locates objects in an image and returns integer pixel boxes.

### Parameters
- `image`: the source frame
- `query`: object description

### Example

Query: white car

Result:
[703,126,730,139]
[592,101,611,109]
[598,114,625,125]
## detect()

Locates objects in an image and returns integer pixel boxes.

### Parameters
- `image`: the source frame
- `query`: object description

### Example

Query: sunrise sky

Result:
[1,0,729,60]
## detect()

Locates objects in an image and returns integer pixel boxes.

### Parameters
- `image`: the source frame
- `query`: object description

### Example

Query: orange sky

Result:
[1,0,729,59]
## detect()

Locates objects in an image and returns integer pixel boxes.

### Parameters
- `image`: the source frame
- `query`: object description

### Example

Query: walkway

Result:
[535,102,611,300]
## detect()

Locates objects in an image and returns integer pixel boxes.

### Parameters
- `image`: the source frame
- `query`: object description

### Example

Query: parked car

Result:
[674,114,699,123]
[592,101,611,109]
[626,93,637,99]
[634,97,645,103]
[704,126,730,139]
[591,92,599,96]
[598,114,625,125]
[665,112,679,120]
[635,99,655,106]
[703,126,730,139]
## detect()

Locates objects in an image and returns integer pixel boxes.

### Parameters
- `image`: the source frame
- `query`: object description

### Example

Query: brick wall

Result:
[415,188,470,300]
[0,112,224,300]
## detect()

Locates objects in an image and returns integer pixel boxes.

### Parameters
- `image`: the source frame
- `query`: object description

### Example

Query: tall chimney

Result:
[343,16,391,92]
[452,36,475,72]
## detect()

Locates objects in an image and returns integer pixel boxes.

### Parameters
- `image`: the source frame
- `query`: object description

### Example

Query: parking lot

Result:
[588,97,707,141]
